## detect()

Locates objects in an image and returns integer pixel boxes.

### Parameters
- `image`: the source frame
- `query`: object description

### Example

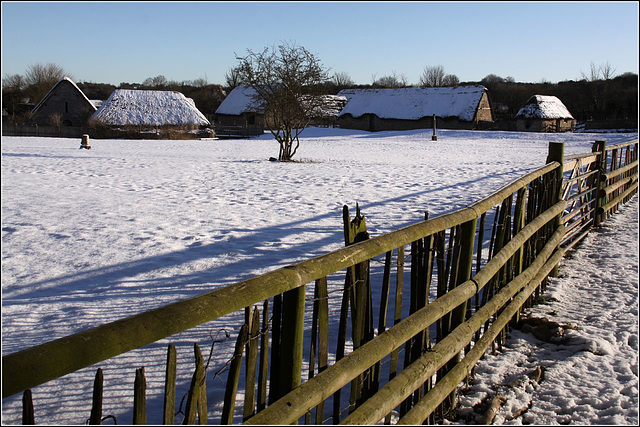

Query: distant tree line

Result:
[3,61,637,126]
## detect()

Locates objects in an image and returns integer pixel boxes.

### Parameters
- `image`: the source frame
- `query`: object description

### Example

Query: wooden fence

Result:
[2,123,86,138]
[2,140,637,425]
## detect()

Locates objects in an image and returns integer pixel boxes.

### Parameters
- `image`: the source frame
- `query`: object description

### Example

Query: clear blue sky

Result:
[2,1,638,86]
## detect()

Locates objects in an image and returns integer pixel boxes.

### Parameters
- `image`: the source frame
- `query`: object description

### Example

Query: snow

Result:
[337,86,487,121]
[214,85,265,115]
[452,196,638,425]
[515,95,574,120]
[1,128,637,425]
[91,89,210,126]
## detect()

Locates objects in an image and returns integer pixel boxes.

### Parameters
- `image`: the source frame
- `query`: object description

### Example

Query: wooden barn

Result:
[515,95,576,132]
[214,85,266,138]
[337,86,493,131]
[31,77,98,127]
[90,89,210,129]
[307,95,348,127]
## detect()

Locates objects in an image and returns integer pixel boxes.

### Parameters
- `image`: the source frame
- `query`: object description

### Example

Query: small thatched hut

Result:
[515,95,575,132]
[337,86,493,131]
[31,77,97,127]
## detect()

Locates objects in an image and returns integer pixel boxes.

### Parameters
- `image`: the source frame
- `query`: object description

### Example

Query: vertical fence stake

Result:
[547,141,565,277]
[278,285,306,400]
[89,368,104,425]
[221,324,249,425]
[593,140,607,227]
[133,367,146,425]
[22,389,35,425]
[163,345,177,425]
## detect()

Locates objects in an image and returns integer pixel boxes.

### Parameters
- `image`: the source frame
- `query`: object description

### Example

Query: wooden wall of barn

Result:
[338,114,481,132]
[32,81,96,127]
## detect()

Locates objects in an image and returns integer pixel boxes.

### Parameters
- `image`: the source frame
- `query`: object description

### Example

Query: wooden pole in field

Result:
[432,115,438,141]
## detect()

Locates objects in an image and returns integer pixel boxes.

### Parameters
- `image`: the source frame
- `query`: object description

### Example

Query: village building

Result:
[214,85,266,138]
[336,86,493,131]
[514,95,576,132]
[30,77,97,127]
[90,89,210,129]
[307,95,348,127]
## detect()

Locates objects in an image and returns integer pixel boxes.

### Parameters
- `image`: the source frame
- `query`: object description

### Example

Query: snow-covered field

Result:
[1,128,637,424]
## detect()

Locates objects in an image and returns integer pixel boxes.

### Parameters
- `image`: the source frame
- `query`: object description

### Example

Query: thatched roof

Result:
[337,86,488,121]
[31,77,97,115]
[215,86,265,116]
[515,95,574,120]
[91,89,210,126]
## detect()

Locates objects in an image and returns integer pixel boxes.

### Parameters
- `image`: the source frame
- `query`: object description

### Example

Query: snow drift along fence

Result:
[3,140,637,425]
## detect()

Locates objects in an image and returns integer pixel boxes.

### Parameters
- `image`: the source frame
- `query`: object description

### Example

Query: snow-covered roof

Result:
[90,100,103,109]
[215,85,266,115]
[337,86,488,121]
[515,95,574,120]
[307,95,348,118]
[91,89,210,126]
[31,77,97,114]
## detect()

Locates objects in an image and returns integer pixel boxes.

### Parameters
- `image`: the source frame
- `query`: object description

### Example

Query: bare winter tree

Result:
[581,62,601,82]
[24,63,68,104]
[419,64,445,87]
[224,66,243,90]
[235,41,329,161]
[331,71,354,89]
[373,71,408,88]
[599,61,617,80]
[2,73,26,122]
[442,74,460,86]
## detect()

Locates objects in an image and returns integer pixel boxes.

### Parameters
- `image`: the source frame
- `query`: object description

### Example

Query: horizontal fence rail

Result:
[2,139,637,425]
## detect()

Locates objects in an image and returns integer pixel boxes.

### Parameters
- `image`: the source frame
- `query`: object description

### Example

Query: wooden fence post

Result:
[593,140,607,227]
[89,368,104,425]
[22,389,35,425]
[546,141,564,277]
[222,324,249,424]
[278,285,306,400]
[443,217,477,412]
[163,345,177,425]
[133,367,146,425]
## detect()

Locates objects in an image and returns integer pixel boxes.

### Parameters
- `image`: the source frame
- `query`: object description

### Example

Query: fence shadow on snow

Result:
[2,139,638,425]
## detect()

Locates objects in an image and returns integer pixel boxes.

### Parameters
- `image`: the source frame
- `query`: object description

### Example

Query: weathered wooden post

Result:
[593,140,607,227]
[278,284,306,401]
[546,141,564,277]
[442,216,477,411]
[132,367,146,424]
[80,134,92,150]
[432,115,438,141]
[22,389,35,425]
[89,368,104,425]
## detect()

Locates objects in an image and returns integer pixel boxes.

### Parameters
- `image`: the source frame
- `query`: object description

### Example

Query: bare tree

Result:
[142,75,168,87]
[442,74,460,86]
[191,75,209,87]
[480,74,506,85]
[581,62,601,82]
[2,73,26,122]
[373,71,407,88]
[419,65,445,87]
[331,71,354,88]
[235,41,329,161]
[224,66,243,90]
[599,61,617,80]
[24,63,68,104]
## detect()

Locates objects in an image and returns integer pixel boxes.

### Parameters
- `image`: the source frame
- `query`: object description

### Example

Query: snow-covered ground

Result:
[452,195,639,425]
[1,128,637,424]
